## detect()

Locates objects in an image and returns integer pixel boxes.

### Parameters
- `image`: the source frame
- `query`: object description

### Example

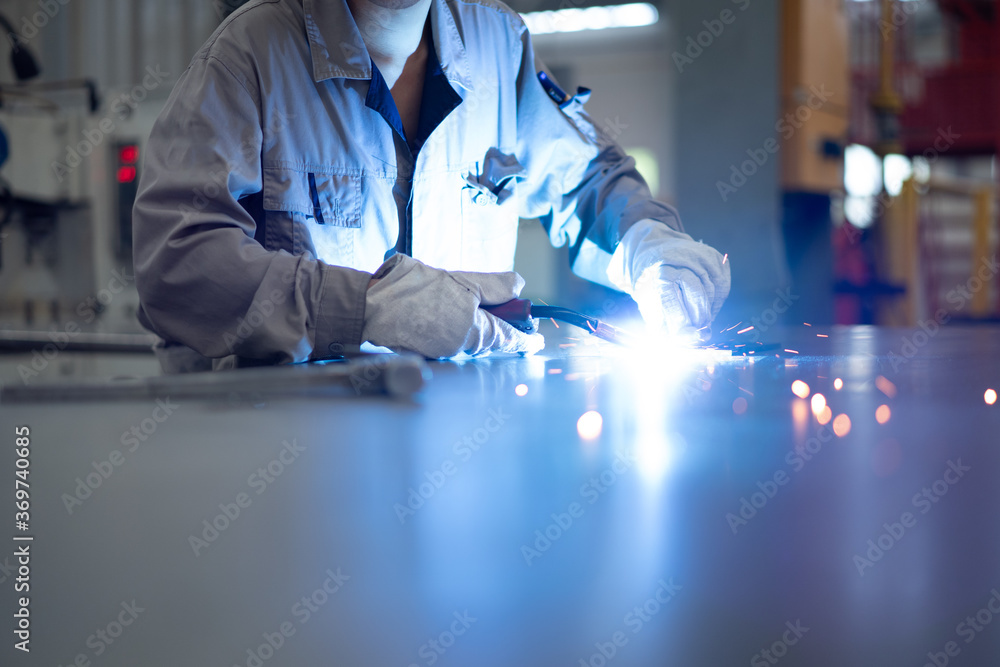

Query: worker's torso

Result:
[243,0,527,274]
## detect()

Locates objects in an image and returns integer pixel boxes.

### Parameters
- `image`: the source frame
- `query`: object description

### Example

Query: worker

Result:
[133,0,730,372]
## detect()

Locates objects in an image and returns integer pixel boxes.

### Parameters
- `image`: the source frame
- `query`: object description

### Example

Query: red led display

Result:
[119,145,139,164]
[117,166,137,184]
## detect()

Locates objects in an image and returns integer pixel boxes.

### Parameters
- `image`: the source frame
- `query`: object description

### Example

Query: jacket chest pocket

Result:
[262,166,362,263]
[458,149,523,272]
[460,177,521,272]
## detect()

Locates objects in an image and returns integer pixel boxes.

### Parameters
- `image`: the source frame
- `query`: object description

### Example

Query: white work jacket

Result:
[133,0,692,369]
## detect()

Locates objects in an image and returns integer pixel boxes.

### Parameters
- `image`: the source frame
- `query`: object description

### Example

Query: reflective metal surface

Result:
[2,325,998,665]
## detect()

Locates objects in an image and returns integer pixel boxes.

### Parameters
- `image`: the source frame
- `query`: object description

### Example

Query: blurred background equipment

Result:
[845,0,1000,325]
[0,0,220,379]
[779,0,850,326]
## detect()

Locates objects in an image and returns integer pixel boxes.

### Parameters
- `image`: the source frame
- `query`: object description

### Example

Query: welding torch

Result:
[482,299,635,346]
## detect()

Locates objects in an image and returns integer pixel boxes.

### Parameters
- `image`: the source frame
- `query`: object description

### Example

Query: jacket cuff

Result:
[312,263,371,359]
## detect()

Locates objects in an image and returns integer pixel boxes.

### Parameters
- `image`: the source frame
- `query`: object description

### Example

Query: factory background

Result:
[0,0,997,374]
[2,3,1000,665]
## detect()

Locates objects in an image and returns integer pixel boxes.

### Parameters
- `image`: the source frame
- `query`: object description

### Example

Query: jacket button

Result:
[474,192,489,206]
[328,343,344,354]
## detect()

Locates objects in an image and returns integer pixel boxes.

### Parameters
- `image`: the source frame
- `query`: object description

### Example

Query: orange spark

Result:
[791,380,810,399]
[876,405,891,424]
[817,406,833,425]
[875,376,897,398]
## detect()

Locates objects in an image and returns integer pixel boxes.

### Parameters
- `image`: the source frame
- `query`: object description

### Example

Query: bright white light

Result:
[884,154,912,196]
[844,144,886,228]
[844,195,875,229]
[626,147,660,197]
[521,3,658,35]
[634,433,674,483]
[912,156,931,182]
[845,144,882,197]
[577,411,604,440]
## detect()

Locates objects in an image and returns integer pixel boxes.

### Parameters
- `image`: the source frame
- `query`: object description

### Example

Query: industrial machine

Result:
[0,27,166,337]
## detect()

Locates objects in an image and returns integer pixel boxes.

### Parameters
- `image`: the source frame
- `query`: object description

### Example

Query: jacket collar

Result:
[303,0,474,92]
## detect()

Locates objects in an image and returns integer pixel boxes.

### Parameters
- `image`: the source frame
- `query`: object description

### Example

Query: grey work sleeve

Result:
[132,55,370,365]
[513,27,691,290]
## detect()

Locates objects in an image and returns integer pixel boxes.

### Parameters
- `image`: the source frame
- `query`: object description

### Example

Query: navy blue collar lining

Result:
[412,45,462,154]
[364,45,462,157]
[364,61,406,142]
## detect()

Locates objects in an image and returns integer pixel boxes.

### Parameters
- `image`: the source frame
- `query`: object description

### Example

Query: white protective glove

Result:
[362,254,545,359]
[607,219,731,339]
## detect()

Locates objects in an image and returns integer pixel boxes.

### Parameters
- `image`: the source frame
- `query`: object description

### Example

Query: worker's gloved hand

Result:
[607,219,730,341]
[362,254,545,359]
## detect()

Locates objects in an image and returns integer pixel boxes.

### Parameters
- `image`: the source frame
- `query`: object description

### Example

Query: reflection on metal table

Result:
[1,325,998,666]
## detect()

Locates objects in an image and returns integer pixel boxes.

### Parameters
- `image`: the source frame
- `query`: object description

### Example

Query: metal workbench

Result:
[1,325,999,666]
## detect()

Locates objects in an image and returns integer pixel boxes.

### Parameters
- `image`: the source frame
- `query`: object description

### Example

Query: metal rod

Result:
[0,353,430,402]
[0,330,158,354]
